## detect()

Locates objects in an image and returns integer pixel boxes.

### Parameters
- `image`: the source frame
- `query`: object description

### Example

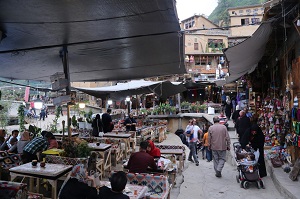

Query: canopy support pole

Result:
[62,46,71,138]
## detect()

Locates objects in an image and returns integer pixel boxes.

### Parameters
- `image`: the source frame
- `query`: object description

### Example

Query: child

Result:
[202,130,212,162]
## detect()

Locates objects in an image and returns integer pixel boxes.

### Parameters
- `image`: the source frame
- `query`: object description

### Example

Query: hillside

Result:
[208,0,268,26]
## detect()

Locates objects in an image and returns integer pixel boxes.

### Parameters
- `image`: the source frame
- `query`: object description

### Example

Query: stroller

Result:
[233,142,265,189]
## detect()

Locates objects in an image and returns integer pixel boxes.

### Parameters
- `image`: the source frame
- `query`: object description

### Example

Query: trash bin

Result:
[208,107,215,115]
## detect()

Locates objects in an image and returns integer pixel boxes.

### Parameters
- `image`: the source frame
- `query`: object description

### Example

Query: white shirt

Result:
[191,125,200,142]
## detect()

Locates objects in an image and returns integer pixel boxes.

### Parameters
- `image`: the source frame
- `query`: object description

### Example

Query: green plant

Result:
[72,115,78,128]
[18,104,26,132]
[85,109,93,123]
[0,101,11,130]
[181,101,190,109]
[170,106,176,114]
[62,138,91,158]
[190,103,198,112]
[50,106,61,133]
[77,142,91,158]
[164,104,172,113]
[28,125,41,138]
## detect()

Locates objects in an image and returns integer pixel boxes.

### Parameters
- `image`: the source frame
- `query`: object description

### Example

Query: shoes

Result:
[196,162,199,166]
[206,160,211,162]
[188,159,194,163]
[215,171,222,178]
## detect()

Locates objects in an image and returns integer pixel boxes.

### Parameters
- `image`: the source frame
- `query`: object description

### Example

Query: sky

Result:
[176,0,218,21]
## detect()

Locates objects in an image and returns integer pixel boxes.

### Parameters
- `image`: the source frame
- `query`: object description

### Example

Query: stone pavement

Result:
[174,115,284,199]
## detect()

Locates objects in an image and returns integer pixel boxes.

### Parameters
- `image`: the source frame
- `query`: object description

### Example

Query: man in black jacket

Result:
[102,108,113,133]
[236,110,251,142]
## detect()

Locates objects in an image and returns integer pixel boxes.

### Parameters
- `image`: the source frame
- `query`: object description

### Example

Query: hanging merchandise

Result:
[293,96,298,107]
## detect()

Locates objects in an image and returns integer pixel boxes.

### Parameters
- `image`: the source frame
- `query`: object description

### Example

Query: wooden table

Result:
[112,130,137,152]
[104,132,132,157]
[10,163,72,199]
[100,181,148,199]
[160,149,184,173]
[88,143,112,178]
[53,132,79,140]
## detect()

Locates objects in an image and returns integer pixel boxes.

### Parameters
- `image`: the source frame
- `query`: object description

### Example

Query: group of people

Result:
[181,107,266,179]
[0,129,58,163]
[59,166,130,199]
[92,109,113,137]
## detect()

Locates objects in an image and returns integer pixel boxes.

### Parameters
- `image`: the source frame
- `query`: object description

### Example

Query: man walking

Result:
[187,119,202,166]
[208,116,230,177]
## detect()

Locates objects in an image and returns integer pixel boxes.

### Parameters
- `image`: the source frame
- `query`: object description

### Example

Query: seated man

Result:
[0,129,10,151]
[127,141,157,173]
[98,171,129,199]
[218,111,228,128]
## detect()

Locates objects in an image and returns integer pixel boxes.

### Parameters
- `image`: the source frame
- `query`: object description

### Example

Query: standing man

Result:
[208,116,230,177]
[236,110,251,142]
[187,119,202,166]
[102,108,113,133]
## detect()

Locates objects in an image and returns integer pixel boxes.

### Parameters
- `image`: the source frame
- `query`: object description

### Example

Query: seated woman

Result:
[98,171,129,199]
[9,131,30,154]
[146,139,161,158]
[58,164,97,199]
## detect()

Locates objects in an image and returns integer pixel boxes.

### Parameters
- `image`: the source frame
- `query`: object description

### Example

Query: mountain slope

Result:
[208,0,267,26]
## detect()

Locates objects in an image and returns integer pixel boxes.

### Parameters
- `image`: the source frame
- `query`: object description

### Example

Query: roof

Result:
[0,0,186,82]
[228,4,263,10]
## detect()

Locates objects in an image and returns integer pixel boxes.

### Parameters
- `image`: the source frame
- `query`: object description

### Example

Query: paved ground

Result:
[173,117,284,199]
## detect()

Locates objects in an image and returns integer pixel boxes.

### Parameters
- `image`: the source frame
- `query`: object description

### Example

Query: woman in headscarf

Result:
[59,164,97,199]
[147,139,161,158]
[240,122,267,178]
[9,131,30,154]
[92,114,103,137]
[225,96,232,120]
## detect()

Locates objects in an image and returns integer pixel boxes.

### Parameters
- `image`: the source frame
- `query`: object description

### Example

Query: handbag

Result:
[271,156,283,168]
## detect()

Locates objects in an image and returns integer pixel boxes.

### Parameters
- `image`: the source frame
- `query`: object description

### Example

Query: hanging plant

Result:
[50,106,61,133]
[18,104,26,132]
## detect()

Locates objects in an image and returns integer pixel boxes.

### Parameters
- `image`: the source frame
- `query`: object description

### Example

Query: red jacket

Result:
[147,140,161,157]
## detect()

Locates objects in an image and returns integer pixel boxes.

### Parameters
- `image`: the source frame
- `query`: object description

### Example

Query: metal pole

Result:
[62,46,72,138]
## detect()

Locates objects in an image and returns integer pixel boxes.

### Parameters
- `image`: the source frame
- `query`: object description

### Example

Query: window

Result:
[185,23,188,29]
[251,18,260,24]
[253,8,258,11]
[232,11,235,14]
[239,10,243,13]
[241,18,249,25]
[208,39,224,48]
[246,9,251,13]
[194,43,199,50]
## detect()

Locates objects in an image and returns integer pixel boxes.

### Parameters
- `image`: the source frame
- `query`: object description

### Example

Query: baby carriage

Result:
[233,142,265,189]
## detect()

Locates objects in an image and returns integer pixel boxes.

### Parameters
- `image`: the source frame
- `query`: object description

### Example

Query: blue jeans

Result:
[188,142,198,163]
[205,146,212,161]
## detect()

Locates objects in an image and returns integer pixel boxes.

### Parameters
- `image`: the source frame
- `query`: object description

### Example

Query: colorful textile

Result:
[0,151,22,170]
[0,180,27,199]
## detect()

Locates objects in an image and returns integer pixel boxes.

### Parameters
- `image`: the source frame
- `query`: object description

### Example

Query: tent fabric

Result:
[0,0,186,82]
[215,21,273,86]
[74,80,186,100]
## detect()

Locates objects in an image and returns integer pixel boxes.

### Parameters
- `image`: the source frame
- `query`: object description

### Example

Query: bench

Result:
[126,173,171,199]
[0,180,43,199]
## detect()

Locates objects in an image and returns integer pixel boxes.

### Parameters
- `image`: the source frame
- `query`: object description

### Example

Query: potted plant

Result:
[85,110,93,129]
[199,104,208,113]
[164,103,172,115]
[46,138,91,166]
[190,103,198,113]
[181,101,190,110]
[170,106,176,115]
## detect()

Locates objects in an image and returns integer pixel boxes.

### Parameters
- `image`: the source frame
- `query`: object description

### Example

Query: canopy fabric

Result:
[0,0,186,82]
[215,21,273,86]
[74,80,186,100]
